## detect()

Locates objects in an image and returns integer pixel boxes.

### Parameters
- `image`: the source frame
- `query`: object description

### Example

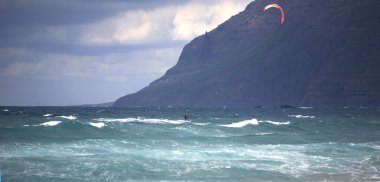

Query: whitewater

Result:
[0,107,379,181]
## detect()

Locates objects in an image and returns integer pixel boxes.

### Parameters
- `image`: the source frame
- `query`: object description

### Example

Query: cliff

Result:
[114,0,380,108]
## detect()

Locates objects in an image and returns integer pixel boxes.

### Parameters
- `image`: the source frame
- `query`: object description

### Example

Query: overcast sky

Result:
[0,0,252,106]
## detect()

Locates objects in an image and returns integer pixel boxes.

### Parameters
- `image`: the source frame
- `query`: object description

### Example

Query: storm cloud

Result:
[0,0,251,106]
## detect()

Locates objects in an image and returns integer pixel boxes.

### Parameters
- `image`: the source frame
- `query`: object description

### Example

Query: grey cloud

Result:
[0,0,252,106]
[0,46,182,106]
[0,0,186,27]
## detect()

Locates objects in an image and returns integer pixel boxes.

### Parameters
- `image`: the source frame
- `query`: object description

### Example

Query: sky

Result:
[0,0,252,106]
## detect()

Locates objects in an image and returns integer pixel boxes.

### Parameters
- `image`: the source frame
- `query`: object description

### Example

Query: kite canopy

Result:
[263,3,285,25]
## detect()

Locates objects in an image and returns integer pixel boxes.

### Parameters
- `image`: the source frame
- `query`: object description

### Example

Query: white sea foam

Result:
[256,132,274,136]
[94,117,188,125]
[89,122,105,128]
[3,109,9,112]
[299,107,313,109]
[192,122,211,126]
[220,119,290,128]
[260,120,290,125]
[57,115,77,120]
[220,119,259,128]
[43,113,52,117]
[288,115,315,119]
[38,121,62,127]
[24,121,62,127]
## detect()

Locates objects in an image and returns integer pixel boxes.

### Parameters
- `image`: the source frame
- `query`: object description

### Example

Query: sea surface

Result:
[0,106,379,181]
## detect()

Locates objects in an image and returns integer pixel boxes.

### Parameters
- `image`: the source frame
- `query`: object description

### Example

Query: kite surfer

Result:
[184,113,189,121]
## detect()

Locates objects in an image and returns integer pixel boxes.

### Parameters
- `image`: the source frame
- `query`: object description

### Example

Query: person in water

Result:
[184,113,189,121]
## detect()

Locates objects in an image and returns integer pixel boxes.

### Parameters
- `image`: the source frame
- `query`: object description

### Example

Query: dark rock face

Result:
[114,0,380,108]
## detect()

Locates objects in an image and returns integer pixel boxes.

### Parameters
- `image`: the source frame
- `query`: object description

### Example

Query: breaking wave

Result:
[220,119,259,128]
[39,121,62,126]
[56,115,77,120]
[261,120,290,125]
[89,122,106,128]
[24,121,62,127]
[220,119,290,128]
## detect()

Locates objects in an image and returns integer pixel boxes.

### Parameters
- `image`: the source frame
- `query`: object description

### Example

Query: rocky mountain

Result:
[114,0,380,108]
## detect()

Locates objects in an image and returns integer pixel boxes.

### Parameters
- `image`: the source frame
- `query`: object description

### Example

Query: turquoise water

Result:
[0,107,379,181]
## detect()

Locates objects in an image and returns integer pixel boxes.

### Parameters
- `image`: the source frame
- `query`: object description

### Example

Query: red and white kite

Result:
[263,3,285,25]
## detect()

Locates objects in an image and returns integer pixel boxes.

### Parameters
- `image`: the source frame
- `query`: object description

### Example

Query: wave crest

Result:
[56,115,77,120]
[220,119,259,128]
[220,119,290,128]
[261,121,290,125]
[89,122,106,128]
[28,121,62,127]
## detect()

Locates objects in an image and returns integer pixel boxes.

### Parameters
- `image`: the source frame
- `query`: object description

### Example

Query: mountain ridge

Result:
[114,0,380,108]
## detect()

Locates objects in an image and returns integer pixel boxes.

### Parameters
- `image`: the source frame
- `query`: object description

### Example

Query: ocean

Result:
[0,106,379,181]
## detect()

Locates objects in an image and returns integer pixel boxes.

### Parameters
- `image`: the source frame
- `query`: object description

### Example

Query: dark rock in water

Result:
[114,0,380,108]
[280,105,296,109]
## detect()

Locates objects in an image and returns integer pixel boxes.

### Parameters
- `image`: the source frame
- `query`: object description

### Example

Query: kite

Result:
[263,3,285,25]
